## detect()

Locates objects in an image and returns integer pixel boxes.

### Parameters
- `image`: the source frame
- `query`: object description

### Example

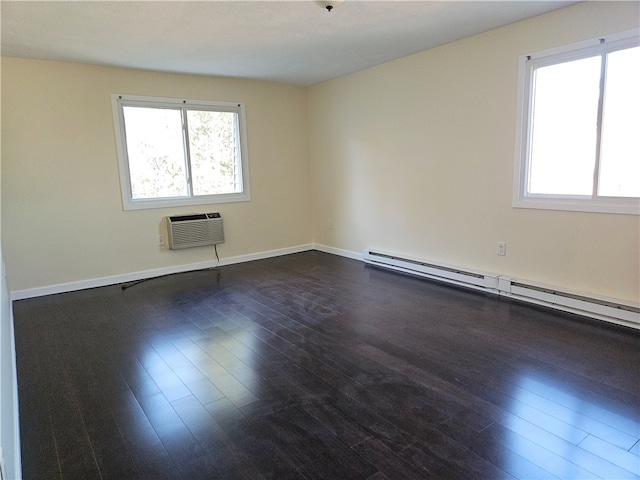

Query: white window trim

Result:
[111,94,251,211]
[513,29,640,216]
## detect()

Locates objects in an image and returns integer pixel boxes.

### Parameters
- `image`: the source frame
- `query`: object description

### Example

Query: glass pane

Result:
[598,46,640,198]
[187,110,240,196]
[528,56,601,196]
[122,107,187,199]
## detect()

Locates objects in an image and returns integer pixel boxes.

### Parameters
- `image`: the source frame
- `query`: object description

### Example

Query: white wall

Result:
[1,60,311,293]
[1,65,22,477]
[0,252,21,479]
[308,2,640,303]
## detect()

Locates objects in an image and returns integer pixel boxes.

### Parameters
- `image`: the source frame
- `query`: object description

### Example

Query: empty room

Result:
[1,1,639,479]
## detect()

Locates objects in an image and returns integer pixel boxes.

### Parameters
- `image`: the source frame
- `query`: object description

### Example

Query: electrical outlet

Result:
[158,234,165,246]
[497,241,506,256]
[328,218,333,230]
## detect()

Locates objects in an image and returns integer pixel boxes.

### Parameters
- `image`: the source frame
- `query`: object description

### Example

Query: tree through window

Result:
[112,95,250,210]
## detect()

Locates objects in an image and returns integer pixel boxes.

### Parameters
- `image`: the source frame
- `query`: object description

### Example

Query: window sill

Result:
[512,197,639,215]
[122,192,251,211]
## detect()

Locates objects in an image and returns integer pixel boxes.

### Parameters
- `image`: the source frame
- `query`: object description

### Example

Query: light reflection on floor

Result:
[500,373,640,478]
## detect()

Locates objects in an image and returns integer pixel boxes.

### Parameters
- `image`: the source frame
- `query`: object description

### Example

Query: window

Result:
[111,94,250,210]
[513,30,639,215]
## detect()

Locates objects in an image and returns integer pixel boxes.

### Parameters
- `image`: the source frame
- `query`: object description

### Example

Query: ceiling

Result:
[1,1,578,86]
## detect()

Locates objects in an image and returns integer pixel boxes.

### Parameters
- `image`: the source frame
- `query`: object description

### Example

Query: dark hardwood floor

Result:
[13,251,640,479]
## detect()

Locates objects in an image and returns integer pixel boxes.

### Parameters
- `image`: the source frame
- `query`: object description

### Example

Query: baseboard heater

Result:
[498,278,639,328]
[363,249,499,292]
[166,213,224,250]
[363,249,639,329]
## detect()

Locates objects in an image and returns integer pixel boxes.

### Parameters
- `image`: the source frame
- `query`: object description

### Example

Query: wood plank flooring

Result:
[13,251,640,479]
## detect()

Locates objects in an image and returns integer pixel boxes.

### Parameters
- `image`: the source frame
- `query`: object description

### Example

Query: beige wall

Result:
[1,59,311,292]
[2,2,639,304]
[308,2,640,303]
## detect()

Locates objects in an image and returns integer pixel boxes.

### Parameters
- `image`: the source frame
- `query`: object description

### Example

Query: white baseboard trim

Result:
[10,243,638,331]
[221,244,315,266]
[10,244,315,301]
[312,244,363,261]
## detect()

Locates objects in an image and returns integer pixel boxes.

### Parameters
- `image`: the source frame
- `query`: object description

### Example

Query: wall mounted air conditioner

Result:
[166,213,224,250]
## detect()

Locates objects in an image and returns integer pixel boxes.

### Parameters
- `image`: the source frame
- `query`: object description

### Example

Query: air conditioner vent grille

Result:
[166,213,224,249]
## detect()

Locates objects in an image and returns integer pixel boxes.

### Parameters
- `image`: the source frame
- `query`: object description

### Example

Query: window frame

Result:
[111,94,251,211]
[513,30,639,215]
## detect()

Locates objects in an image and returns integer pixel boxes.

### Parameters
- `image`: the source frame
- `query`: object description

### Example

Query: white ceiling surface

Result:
[1,1,577,86]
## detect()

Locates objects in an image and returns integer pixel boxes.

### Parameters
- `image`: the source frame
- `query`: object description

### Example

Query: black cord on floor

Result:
[121,245,221,291]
